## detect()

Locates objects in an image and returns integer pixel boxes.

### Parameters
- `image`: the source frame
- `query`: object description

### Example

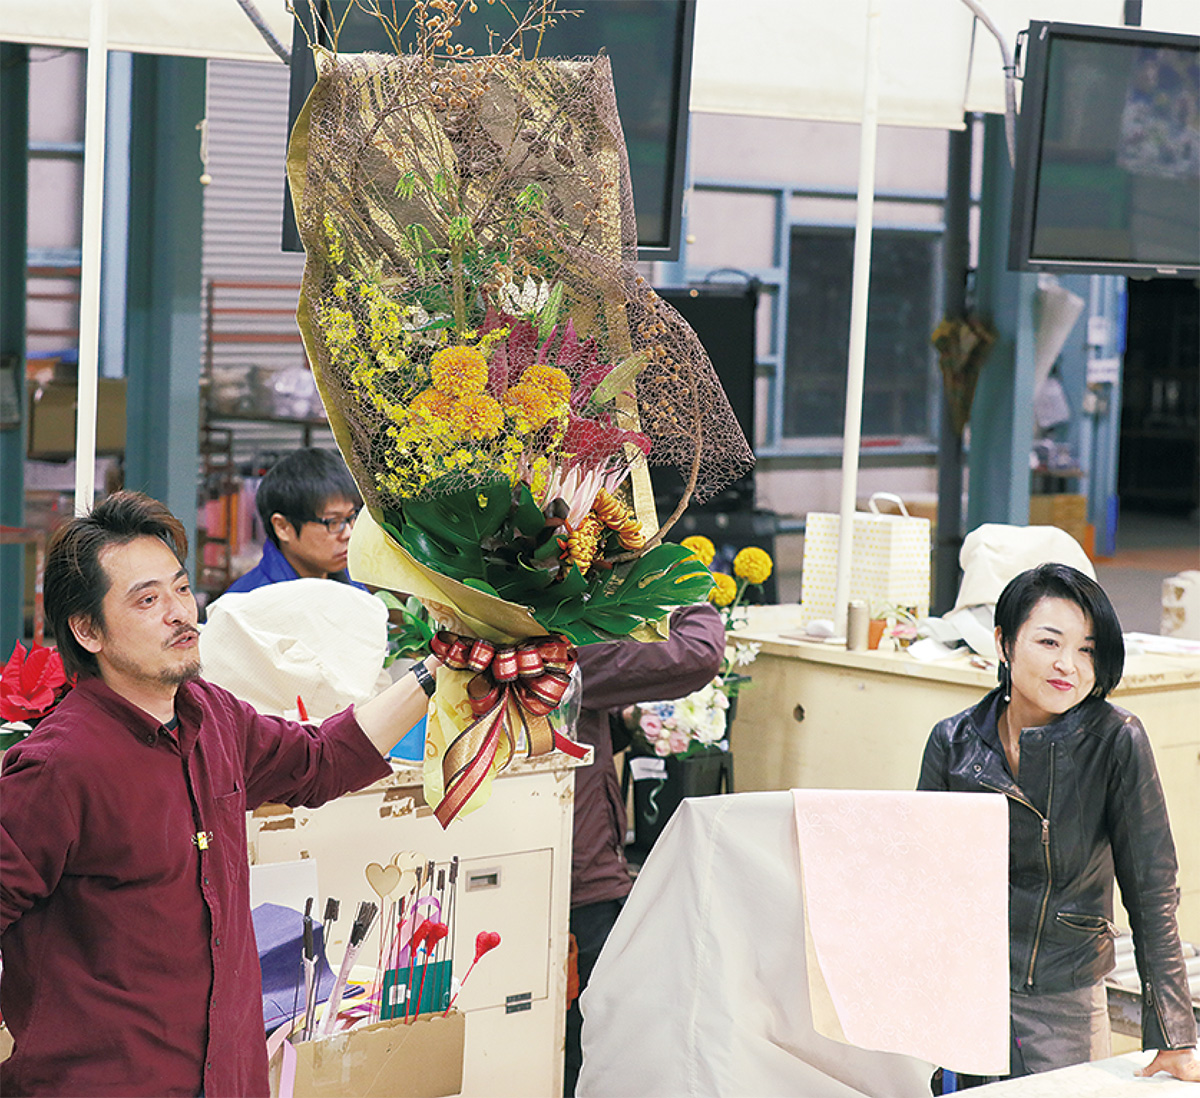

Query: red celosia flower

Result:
[0,642,70,723]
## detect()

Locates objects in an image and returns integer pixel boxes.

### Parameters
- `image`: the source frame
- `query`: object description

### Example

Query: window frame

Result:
[663,179,947,458]
[782,220,945,451]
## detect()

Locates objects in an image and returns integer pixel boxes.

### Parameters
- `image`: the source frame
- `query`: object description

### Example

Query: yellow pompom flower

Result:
[503,384,553,431]
[520,363,572,407]
[408,388,457,423]
[448,393,504,439]
[709,571,738,607]
[430,345,488,396]
[680,535,716,567]
[733,546,773,585]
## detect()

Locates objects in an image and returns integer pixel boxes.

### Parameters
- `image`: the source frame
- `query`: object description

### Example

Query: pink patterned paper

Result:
[792,788,1009,1075]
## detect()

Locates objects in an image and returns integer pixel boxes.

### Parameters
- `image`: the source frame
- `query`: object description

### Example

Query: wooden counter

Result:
[730,607,1200,942]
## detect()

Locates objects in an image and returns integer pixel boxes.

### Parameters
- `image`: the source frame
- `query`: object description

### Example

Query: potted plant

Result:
[868,600,920,650]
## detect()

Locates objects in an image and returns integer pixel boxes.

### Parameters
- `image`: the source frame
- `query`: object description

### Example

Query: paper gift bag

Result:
[799,493,931,622]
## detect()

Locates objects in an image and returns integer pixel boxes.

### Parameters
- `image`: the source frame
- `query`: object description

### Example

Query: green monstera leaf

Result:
[537,543,714,645]
[386,482,712,647]
[387,479,513,581]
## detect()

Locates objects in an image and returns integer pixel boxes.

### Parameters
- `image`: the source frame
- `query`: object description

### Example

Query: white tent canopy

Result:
[690,0,1200,128]
[4,1,1196,91]
[0,0,293,61]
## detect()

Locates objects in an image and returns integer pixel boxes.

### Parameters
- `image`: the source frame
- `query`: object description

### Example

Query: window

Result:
[784,227,940,443]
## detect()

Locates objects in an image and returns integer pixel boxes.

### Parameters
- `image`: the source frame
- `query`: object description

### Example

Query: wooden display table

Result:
[731,606,1200,942]
[248,751,585,1098]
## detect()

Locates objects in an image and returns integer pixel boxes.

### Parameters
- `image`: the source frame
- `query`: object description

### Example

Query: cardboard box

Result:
[269,1012,465,1098]
[1028,494,1089,556]
[27,379,126,458]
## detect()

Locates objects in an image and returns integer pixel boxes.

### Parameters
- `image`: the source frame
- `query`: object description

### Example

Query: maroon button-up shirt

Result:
[0,675,390,1097]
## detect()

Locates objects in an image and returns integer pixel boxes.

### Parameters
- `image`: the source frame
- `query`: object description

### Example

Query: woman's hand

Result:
[1137,1047,1200,1082]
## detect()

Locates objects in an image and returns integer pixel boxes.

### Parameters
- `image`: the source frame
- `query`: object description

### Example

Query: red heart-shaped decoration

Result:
[425,922,449,948]
[409,917,435,951]
[474,930,501,962]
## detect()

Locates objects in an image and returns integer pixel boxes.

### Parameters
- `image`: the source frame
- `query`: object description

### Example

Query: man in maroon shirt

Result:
[0,492,441,1097]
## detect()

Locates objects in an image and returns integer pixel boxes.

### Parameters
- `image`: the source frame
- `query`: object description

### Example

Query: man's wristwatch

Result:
[411,659,437,697]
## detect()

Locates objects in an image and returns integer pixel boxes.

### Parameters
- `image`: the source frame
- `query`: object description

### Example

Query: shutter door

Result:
[201,58,331,462]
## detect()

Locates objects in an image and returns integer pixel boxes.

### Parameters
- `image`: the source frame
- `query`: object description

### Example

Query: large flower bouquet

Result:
[287,2,752,824]
[631,538,773,759]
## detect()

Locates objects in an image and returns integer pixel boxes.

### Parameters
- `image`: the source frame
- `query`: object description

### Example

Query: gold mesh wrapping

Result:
[289,49,753,525]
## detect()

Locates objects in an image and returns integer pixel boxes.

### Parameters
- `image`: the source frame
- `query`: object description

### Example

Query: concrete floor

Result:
[1089,507,1198,635]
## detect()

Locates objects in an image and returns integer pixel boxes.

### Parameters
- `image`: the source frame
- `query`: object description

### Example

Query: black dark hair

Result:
[255,448,361,547]
[44,491,189,679]
[993,562,1124,700]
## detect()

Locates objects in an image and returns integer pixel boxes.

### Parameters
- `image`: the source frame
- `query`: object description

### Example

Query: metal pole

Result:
[833,0,882,637]
[75,0,110,516]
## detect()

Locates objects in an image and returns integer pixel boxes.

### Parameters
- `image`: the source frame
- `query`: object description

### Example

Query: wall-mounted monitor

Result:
[283,0,696,261]
[1009,21,1199,278]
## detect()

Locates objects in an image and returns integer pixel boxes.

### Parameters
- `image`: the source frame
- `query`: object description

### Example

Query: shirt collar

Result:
[969,685,1101,748]
[260,539,301,583]
[69,676,202,754]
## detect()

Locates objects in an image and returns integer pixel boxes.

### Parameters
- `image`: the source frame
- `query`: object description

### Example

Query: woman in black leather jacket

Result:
[919,563,1198,1082]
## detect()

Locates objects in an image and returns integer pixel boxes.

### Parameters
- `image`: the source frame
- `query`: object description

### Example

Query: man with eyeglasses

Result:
[226,448,366,594]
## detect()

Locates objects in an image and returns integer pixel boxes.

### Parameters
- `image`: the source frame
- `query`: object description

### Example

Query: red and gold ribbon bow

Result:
[429,631,588,827]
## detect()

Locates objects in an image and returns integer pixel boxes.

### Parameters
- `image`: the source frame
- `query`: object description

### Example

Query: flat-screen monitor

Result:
[652,282,757,515]
[283,0,695,260]
[1009,21,1199,278]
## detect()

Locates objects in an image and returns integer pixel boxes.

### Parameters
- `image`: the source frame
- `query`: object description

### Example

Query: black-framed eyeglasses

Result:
[309,510,359,535]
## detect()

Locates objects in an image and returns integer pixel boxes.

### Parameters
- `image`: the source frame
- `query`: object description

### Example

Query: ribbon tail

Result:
[520,703,555,758]
[435,704,505,828]
[553,729,589,759]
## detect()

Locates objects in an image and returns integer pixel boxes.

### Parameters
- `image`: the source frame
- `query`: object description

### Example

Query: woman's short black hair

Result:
[994,562,1125,699]
[255,448,361,546]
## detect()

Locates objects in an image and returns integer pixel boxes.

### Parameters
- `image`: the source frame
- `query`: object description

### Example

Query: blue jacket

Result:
[224,539,366,595]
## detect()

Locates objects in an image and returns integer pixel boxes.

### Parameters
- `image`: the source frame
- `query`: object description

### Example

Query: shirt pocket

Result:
[209,782,246,857]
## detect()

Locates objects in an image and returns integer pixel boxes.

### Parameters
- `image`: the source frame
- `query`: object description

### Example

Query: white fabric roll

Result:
[199,578,389,721]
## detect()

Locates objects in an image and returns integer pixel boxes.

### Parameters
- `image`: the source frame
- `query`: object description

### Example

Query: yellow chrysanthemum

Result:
[430,345,488,396]
[709,571,738,607]
[680,535,716,567]
[503,384,553,431]
[448,393,504,439]
[733,546,774,585]
[408,388,457,423]
[520,363,572,406]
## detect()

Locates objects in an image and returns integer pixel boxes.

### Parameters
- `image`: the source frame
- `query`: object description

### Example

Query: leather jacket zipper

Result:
[980,742,1056,988]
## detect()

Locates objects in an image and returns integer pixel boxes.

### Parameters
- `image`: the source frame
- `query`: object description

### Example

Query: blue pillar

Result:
[1085,276,1126,557]
[0,44,30,655]
[967,114,1037,531]
[122,55,205,570]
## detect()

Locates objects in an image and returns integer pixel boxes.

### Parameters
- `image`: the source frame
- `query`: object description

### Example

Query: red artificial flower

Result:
[1,641,70,723]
